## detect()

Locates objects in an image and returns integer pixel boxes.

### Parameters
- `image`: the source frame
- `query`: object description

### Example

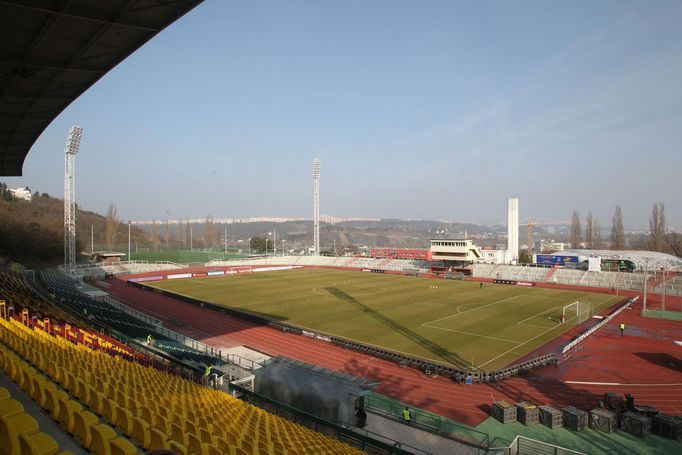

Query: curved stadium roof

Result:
[0,0,203,176]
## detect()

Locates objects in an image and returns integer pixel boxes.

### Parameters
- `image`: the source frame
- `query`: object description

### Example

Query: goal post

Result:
[562,301,591,324]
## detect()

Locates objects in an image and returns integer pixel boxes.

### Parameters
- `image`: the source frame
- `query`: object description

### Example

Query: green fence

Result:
[364,391,490,450]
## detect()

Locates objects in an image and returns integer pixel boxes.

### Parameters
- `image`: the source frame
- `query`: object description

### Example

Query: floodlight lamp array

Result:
[313,158,320,177]
[65,125,83,154]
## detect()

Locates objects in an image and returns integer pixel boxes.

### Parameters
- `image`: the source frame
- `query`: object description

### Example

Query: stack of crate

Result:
[589,408,617,433]
[619,411,651,438]
[539,405,563,429]
[492,400,517,424]
[515,402,539,426]
[651,414,681,440]
[562,406,588,431]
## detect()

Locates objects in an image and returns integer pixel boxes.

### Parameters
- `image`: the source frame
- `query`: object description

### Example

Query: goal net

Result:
[562,301,591,324]
[135,247,150,253]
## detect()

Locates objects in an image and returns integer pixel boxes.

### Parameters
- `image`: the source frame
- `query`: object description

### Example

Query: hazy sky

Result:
[5,0,682,229]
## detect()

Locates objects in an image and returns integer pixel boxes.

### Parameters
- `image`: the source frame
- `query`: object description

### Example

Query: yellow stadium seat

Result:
[51,390,69,420]
[73,409,98,446]
[169,439,189,455]
[149,428,170,451]
[109,437,137,455]
[56,397,82,435]
[206,444,224,455]
[114,407,134,436]
[30,374,47,405]
[102,398,119,425]
[130,416,150,450]
[155,414,171,435]
[187,432,209,455]
[0,412,40,455]
[18,431,60,455]
[170,421,188,446]
[0,397,24,419]
[0,386,10,400]
[89,423,117,455]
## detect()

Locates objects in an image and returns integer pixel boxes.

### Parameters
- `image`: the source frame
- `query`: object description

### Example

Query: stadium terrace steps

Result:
[38,271,220,365]
[0,315,366,455]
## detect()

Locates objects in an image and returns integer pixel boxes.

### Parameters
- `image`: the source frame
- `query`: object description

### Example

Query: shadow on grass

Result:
[325,286,466,367]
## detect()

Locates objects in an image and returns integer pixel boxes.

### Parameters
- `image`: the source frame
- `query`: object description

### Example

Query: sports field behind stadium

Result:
[149,268,620,371]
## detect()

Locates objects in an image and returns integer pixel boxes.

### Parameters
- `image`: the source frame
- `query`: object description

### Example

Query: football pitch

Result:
[149,268,620,371]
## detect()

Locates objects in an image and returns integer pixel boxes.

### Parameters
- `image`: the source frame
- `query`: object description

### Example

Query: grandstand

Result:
[2,265,433,454]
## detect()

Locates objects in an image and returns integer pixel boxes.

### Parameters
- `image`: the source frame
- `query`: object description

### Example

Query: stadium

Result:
[1,2,682,455]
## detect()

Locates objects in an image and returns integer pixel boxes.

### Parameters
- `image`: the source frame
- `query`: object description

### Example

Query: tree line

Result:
[570,202,677,253]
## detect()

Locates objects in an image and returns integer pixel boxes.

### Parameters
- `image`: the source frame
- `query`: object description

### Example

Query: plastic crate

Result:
[515,402,539,426]
[539,405,563,429]
[562,406,588,431]
[619,411,651,438]
[590,408,617,433]
[651,414,682,440]
[492,400,517,424]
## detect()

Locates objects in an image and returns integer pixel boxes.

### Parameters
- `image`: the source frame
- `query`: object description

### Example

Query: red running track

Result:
[99,277,682,426]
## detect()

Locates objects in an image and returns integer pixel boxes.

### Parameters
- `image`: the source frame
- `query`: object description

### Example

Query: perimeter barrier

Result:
[561,296,638,358]
[228,383,429,455]
[364,391,490,451]
[130,280,558,383]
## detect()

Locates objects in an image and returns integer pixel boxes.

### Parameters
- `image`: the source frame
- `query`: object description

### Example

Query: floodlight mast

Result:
[64,126,83,276]
[313,158,321,256]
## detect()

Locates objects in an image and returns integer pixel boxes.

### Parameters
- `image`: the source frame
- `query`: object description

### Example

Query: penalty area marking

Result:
[421,324,522,345]
[476,322,562,369]
[425,294,524,326]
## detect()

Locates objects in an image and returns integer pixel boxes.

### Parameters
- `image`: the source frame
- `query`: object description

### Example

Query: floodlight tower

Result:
[312,158,321,256]
[64,126,83,276]
[507,197,519,262]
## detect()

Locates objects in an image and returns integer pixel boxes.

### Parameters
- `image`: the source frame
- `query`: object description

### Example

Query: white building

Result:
[480,249,514,264]
[540,239,567,253]
[9,187,31,201]
[430,239,482,262]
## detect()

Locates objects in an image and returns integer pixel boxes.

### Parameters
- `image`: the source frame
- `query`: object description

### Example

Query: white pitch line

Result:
[422,325,522,344]
[517,306,559,326]
[565,381,682,387]
[424,294,523,326]
[477,323,561,369]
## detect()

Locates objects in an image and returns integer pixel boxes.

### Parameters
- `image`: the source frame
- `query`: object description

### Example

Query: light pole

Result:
[265,238,269,256]
[128,221,131,261]
[248,238,251,256]
[642,258,649,315]
[282,239,286,256]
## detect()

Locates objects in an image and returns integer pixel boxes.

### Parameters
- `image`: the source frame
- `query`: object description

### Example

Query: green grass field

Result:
[149,269,620,371]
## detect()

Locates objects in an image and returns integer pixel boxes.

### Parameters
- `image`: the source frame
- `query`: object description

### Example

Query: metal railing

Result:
[228,383,426,454]
[489,435,586,455]
[364,391,490,450]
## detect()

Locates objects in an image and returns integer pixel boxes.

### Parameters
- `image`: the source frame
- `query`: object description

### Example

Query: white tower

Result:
[507,197,519,261]
[312,158,321,256]
[64,126,83,276]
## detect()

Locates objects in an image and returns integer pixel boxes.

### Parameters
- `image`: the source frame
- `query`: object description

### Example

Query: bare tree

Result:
[177,219,184,247]
[185,219,191,248]
[204,215,213,249]
[649,202,666,252]
[165,220,171,249]
[593,218,601,249]
[105,204,119,250]
[585,211,594,249]
[570,210,581,248]
[611,206,625,249]
[151,219,159,251]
